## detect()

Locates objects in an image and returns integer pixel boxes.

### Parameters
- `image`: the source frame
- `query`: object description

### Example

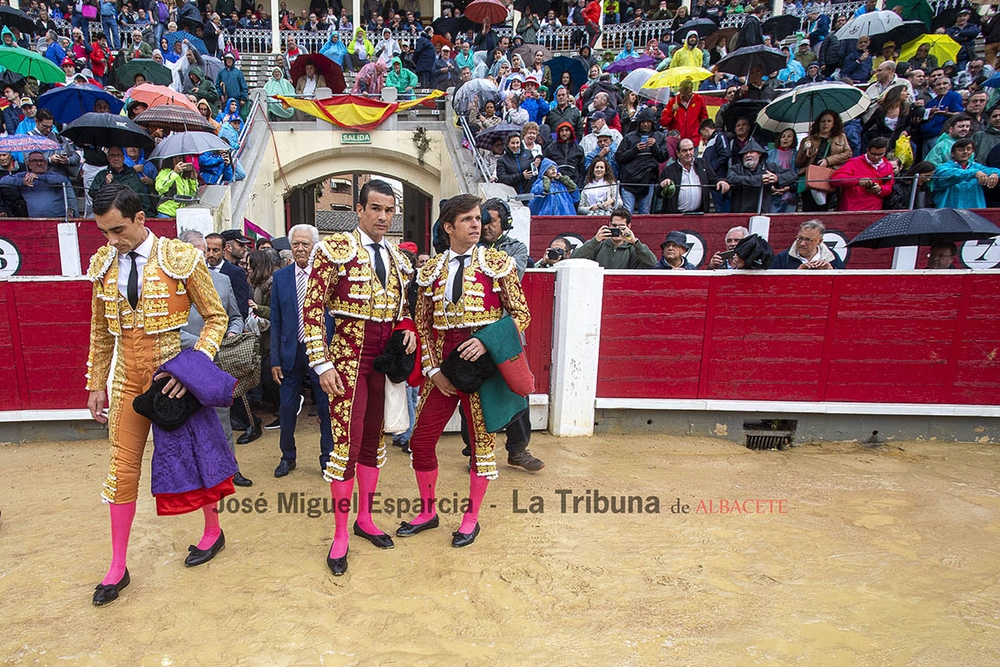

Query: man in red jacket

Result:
[830,137,895,211]
[583,0,603,47]
[660,79,708,145]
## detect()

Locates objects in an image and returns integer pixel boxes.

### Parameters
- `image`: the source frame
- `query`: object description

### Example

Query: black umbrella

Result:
[0,6,40,35]
[716,45,787,77]
[675,18,720,42]
[869,21,928,54]
[513,0,552,13]
[474,122,523,150]
[931,7,981,33]
[762,15,802,43]
[0,70,25,91]
[847,209,1000,249]
[62,112,155,150]
[720,99,768,133]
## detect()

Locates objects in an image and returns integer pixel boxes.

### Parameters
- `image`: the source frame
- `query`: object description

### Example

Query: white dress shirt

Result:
[446,248,472,301]
[357,227,390,282]
[677,163,702,212]
[117,231,155,302]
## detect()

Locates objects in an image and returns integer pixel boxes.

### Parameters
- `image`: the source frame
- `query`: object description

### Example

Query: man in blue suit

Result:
[270,223,335,477]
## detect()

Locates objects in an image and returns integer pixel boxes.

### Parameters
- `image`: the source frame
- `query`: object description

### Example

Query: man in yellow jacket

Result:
[155,156,200,217]
[670,31,704,69]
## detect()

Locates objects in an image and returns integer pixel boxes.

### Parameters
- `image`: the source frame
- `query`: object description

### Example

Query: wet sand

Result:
[1,426,998,666]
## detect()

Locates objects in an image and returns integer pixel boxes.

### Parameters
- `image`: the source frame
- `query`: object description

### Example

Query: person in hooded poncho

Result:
[264,67,295,119]
[188,65,219,111]
[352,60,387,95]
[530,158,579,215]
[350,27,374,71]
[385,57,418,100]
[319,31,348,69]
[216,97,241,124]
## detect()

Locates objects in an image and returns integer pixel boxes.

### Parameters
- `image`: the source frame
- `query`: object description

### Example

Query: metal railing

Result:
[457,114,493,185]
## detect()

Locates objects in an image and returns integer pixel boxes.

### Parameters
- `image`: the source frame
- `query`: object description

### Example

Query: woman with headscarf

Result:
[374,27,400,65]
[264,67,295,119]
[320,31,348,70]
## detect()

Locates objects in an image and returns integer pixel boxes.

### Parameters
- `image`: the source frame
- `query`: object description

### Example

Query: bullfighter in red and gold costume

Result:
[86,185,228,606]
[302,180,416,576]
[396,194,530,548]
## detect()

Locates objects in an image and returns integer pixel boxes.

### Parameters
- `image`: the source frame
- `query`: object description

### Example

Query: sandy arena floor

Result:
[1,423,998,666]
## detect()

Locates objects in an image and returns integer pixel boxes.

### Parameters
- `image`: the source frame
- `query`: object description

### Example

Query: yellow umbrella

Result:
[898,34,960,66]
[642,66,714,91]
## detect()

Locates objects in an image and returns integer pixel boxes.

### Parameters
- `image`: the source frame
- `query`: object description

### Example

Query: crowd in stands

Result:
[0,0,257,218]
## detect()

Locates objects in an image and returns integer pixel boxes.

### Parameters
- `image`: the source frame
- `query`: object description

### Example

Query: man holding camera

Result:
[572,208,657,269]
[535,237,573,268]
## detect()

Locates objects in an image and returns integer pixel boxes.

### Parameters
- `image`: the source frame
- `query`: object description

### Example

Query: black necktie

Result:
[127,251,139,310]
[451,255,466,303]
[370,242,386,287]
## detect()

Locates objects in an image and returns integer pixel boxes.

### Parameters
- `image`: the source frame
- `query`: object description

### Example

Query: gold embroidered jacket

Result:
[85,235,227,391]
[303,230,414,368]
[415,246,530,374]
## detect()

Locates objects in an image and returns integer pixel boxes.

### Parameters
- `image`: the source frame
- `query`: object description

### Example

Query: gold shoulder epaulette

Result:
[417,252,447,287]
[86,245,116,282]
[158,237,203,279]
[316,232,358,265]
[481,247,515,279]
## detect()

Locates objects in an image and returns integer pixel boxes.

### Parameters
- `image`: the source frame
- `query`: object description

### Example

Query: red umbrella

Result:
[432,35,454,51]
[129,83,198,111]
[289,53,346,94]
[465,0,509,26]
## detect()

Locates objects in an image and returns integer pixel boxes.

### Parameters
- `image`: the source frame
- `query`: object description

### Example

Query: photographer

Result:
[535,237,573,268]
[572,207,657,269]
[155,155,199,218]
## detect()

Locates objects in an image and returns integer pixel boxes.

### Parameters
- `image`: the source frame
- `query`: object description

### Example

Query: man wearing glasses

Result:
[771,220,846,270]
[0,151,75,218]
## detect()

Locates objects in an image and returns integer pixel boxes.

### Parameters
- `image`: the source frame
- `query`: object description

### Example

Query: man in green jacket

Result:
[572,207,657,269]
[89,146,155,216]
[385,56,418,100]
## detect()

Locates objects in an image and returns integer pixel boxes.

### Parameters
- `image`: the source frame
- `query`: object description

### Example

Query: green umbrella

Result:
[897,0,933,30]
[0,46,65,84]
[757,82,871,133]
[114,58,173,89]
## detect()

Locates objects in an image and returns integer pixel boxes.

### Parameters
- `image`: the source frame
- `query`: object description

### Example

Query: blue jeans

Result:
[73,14,91,43]
[398,384,420,443]
[621,186,653,215]
[101,17,119,50]
[711,189,731,213]
[278,342,334,469]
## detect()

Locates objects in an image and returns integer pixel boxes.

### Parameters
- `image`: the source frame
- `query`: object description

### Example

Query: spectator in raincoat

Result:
[530,157,579,215]
[264,67,295,119]
[188,65,219,111]
[932,138,1000,208]
[352,60,387,95]
[155,155,199,217]
[320,31,348,69]
[351,27,374,72]
[216,97,242,124]
[216,52,248,111]
[385,56,418,100]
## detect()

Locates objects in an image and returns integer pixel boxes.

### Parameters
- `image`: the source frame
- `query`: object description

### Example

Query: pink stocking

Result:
[459,471,490,534]
[328,478,354,559]
[355,464,386,535]
[196,502,222,550]
[102,501,136,585]
[412,468,439,525]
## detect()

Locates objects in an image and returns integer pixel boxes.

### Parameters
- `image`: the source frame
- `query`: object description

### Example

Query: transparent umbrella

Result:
[453,79,502,115]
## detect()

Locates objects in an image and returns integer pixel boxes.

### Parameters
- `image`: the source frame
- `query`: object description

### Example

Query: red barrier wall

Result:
[530,210,1000,270]
[0,272,555,414]
[0,219,176,277]
[0,279,92,412]
[597,272,1000,405]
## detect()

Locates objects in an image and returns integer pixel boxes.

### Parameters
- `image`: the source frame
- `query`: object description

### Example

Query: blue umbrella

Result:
[544,56,587,95]
[163,31,208,57]
[982,72,1000,88]
[37,84,125,125]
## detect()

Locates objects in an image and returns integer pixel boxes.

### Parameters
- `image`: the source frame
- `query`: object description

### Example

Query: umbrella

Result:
[675,18,720,41]
[835,10,903,40]
[114,58,173,88]
[898,35,961,68]
[513,0,552,13]
[163,30,208,57]
[757,82,871,133]
[981,72,1000,89]
[715,45,786,78]
[61,113,155,150]
[620,68,657,93]
[512,44,553,66]
[604,54,658,75]
[149,131,232,160]
[452,78,502,115]
[432,34,455,51]
[898,0,934,29]
[135,106,216,133]
[0,6,39,34]
[474,122,522,150]
[705,27,738,51]
[37,84,125,125]
[847,209,1000,249]
[868,21,929,54]
[289,53,346,94]
[465,0,509,26]
[932,7,982,33]
[0,47,65,84]
[720,99,769,133]
[643,66,713,91]
[200,55,224,84]
[128,83,199,111]
[545,56,587,95]
[762,15,802,43]
[0,134,61,153]
[0,71,25,91]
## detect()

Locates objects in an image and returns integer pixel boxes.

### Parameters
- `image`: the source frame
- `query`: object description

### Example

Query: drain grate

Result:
[742,419,797,451]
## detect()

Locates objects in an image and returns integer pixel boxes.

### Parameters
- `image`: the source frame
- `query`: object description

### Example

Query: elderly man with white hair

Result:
[708,226,750,269]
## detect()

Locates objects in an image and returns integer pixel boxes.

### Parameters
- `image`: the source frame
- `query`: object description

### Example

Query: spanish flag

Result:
[277,92,445,131]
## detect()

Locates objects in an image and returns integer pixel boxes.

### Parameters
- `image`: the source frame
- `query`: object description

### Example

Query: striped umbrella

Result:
[134,106,215,133]
[757,82,870,133]
[0,134,61,153]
